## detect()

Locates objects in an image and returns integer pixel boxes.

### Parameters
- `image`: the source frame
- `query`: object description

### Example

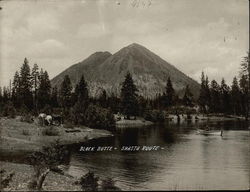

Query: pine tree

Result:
[231,77,241,115]
[220,78,231,114]
[198,72,207,113]
[75,75,89,102]
[37,70,51,110]
[210,80,221,113]
[164,77,175,107]
[182,85,193,106]
[59,75,72,112]
[240,52,249,120]
[51,86,59,108]
[239,74,249,120]
[19,58,33,109]
[99,89,107,108]
[205,76,211,110]
[107,93,120,114]
[120,72,138,119]
[31,63,39,110]
[0,87,2,104]
[70,75,89,124]
[12,71,21,108]
[2,87,10,103]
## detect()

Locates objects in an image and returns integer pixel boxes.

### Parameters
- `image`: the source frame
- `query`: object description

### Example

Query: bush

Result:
[166,106,197,115]
[0,169,15,190]
[20,104,29,115]
[84,104,115,130]
[70,103,115,130]
[42,127,60,136]
[101,177,121,191]
[144,110,165,122]
[20,114,34,123]
[41,104,52,114]
[78,171,99,191]
[2,102,16,118]
[22,129,30,136]
[28,141,68,190]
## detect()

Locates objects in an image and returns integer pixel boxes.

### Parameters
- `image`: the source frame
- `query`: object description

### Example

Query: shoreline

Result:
[0,117,113,191]
[116,118,153,128]
[0,117,113,154]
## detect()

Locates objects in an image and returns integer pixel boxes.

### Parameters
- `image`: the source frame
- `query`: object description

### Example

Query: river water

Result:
[66,120,249,190]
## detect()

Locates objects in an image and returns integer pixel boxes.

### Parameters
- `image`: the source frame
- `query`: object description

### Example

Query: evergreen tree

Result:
[182,85,193,106]
[0,87,2,104]
[239,74,249,120]
[37,70,51,110]
[50,86,59,108]
[164,77,175,107]
[240,52,249,120]
[210,80,221,113]
[2,87,10,103]
[19,58,33,109]
[231,77,241,115]
[70,75,89,124]
[12,71,21,108]
[205,76,211,110]
[198,71,207,113]
[120,72,138,119]
[220,78,231,114]
[31,63,39,110]
[59,75,72,112]
[75,75,89,102]
[107,93,120,114]
[99,89,107,108]
[137,95,147,116]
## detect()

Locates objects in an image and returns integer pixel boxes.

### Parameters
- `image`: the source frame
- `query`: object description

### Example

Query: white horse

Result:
[45,115,53,126]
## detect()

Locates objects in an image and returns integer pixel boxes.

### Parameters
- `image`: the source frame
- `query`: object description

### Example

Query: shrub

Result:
[101,177,121,191]
[20,114,34,123]
[28,140,68,190]
[20,104,29,115]
[84,104,115,130]
[2,102,16,118]
[63,120,74,129]
[22,129,30,136]
[78,171,99,191]
[0,169,15,190]
[41,104,52,114]
[42,127,60,136]
[144,110,165,122]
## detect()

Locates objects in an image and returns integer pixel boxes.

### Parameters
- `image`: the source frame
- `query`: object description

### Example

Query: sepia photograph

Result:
[0,0,249,191]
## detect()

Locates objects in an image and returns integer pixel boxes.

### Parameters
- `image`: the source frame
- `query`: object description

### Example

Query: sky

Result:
[0,0,249,87]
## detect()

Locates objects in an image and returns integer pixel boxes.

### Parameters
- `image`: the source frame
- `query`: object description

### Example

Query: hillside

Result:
[51,43,200,98]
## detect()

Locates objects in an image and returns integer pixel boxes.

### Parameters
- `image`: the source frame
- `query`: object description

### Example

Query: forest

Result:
[0,52,249,130]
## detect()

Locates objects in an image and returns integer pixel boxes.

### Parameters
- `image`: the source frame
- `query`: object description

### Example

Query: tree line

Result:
[198,52,249,120]
[0,52,249,126]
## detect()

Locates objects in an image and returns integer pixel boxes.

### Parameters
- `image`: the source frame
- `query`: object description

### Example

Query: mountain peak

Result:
[127,43,145,49]
[51,43,200,98]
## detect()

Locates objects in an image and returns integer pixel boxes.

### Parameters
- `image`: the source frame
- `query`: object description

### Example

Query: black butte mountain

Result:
[51,43,200,98]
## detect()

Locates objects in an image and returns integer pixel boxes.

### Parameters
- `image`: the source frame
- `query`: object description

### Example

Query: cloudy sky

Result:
[0,0,249,87]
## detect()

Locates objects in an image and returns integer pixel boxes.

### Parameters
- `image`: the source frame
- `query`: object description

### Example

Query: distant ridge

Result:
[51,43,200,98]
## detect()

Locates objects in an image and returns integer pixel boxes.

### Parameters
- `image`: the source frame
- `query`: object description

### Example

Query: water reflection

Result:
[68,120,249,190]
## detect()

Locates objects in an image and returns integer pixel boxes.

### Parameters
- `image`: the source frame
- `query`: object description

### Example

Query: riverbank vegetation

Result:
[0,52,248,126]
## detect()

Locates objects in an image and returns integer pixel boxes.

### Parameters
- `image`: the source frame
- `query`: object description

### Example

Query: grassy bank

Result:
[0,117,113,154]
[116,118,153,128]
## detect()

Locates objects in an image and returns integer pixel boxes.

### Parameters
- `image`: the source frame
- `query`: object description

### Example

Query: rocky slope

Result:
[51,43,200,98]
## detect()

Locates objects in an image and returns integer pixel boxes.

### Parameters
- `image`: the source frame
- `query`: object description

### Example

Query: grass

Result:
[42,127,60,136]
[22,129,30,136]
